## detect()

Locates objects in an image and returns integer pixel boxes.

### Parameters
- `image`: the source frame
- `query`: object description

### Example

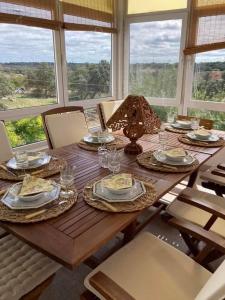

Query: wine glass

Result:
[60,165,76,198]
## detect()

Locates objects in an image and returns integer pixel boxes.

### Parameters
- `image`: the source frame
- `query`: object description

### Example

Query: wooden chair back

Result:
[177,115,214,130]
[97,100,124,130]
[0,121,13,162]
[41,106,84,149]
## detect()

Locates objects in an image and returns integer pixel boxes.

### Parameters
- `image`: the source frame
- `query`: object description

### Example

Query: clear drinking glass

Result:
[191,118,200,130]
[98,146,108,168]
[15,151,28,168]
[158,131,168,151]
[167,112,175,124]
[108,151,121,174]
[60,165,76,198]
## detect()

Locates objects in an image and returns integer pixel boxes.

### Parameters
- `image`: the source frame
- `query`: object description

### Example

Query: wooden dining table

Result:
[0,131,224,270]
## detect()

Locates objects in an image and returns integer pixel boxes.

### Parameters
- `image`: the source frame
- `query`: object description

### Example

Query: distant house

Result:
[209,70,222,80]
[15,87,25,94]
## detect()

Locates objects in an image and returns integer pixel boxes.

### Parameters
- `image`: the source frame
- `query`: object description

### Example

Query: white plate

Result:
[153,150,195,166]
[83,134,115,144]
[171,123,191,130]
[1,183,60,210]
[6,154,51,170]
[93,179,146,203]
[186,132,220,142]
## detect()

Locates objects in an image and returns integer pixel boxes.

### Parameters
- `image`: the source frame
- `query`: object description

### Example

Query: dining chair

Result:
[97,100,124,130]
[0,121,13,163]
[81,231,225,300]
[177,115,214,130]
[42,106,89,149]
[166,187,225,264]
[200,166,225,197]
[0,234,61,300]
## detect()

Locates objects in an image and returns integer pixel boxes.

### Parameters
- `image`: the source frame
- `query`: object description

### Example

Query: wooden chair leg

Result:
[180,232,199,256]
[187,170,198,188]
[21,275,54,300]
[80,290,99,300]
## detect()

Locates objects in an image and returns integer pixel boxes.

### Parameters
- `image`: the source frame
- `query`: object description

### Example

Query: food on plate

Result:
[164,148,186,161]
[102,173,133,190]
[194,128,211,138]
[19,175,54,196]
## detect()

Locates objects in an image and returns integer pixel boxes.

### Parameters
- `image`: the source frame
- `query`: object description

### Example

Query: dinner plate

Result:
[171,123,192,130]
[83,134,115,144]
[1,183,60,210]
[6,154,51,170]
[153,150,195,166]
[186,132,220,142]
[93,179,146,203]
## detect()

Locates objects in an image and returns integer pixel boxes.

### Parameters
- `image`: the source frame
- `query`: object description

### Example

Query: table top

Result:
[0,133,223,269]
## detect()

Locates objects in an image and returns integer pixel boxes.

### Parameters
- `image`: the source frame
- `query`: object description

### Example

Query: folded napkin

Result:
[19,175,53,196]
[102,173,133,190]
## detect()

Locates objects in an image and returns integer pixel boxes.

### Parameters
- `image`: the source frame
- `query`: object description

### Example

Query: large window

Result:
[129,20,183,100]
[0,24,57,111]
[65,31,112,101]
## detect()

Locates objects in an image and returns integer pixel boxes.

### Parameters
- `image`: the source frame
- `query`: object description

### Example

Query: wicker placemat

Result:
[166,126,192,134]
[0,158,66,182]
[83,175,157,213]
[78,137,126,152]
[0,189,77,223]
[137,151,199,173]
[178,135,225,148]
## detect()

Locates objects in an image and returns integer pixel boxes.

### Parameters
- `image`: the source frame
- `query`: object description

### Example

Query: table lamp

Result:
[106,95,161,154]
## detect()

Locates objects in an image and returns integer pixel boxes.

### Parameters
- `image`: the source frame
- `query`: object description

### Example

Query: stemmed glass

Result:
[60,165,76,198]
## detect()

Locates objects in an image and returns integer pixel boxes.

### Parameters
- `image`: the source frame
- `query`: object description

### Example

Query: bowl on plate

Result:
[9,182,44,202]
[164,148,187,162]
[176,120,191,129]
[102,174,134,195]
[194,129,211,140]
[105,183,134,195]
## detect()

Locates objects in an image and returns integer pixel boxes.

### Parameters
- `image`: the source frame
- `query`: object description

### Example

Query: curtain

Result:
[0,0,59,29]
[184,0,225,55]
[60,0,117,33]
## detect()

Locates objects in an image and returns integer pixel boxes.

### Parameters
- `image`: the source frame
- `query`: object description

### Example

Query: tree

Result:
[0,72,14,98]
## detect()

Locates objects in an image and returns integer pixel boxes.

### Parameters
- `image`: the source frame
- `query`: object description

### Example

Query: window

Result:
[128,0,187,14]
[129,20,183,99]
[0,24,57,111]
[192,50,225,103]
[65,31,112,101]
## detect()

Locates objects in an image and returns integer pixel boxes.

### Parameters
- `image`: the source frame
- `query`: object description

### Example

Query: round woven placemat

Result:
[0,159,66,182]
[83,175,156,213]
[178,135,225,148]
[0,189,77,223]
[137,151,199,173]
[78,137,126,152]
[166,126,192,134]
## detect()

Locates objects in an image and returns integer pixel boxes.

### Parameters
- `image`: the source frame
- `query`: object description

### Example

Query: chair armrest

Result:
[177,188,225,219]
[200,170,225,186]
[169,217,225,254]
[89,271,135,300]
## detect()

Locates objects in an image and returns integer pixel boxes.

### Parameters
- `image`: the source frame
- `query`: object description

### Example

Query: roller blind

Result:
[128,0,187,14]
[0,0,59,29]
[184,0,225,55]
[60,0,116,33]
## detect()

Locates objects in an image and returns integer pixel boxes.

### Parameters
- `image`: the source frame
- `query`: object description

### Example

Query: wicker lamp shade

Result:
[106,95,161,155]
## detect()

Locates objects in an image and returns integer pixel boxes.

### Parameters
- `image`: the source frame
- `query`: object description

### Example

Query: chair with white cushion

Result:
[0,234,60,300]
[97,100,124,130]
[82,232,225,300]
[0,121,13,163]
[42,106,88,149]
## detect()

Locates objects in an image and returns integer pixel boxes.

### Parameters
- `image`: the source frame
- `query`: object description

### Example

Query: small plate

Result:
[93,179,146,203]
[83,134,115,144]
[1,183,60,210]
[6,154,51,170]
[171,123,191,130]
[186,132,220,142]
[153,150,195,166]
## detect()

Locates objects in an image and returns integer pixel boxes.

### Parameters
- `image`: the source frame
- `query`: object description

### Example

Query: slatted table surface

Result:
[0,134,222,269]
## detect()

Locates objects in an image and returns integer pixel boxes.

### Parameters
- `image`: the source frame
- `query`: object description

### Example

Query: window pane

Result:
[5,116,46,148]
[188,108,225,130]
[152,105,178,122]
[128,0,187,14]
[192,50,225,102]
[0,24,57,111]
[129,20,182,99]
[65,31,112,101]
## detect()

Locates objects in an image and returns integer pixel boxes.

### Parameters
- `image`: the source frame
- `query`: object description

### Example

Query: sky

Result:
[0,22,224,64]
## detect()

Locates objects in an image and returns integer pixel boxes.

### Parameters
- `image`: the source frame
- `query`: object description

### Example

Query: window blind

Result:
[60,0,117,33]
[184,0,225,55]
[128,0,187,14]
[0,0,59,29]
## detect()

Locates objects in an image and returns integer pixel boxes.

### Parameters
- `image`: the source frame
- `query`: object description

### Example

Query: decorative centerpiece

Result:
[106,95,161,154]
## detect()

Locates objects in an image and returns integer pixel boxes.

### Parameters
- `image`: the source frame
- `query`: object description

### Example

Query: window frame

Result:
[124,9,188,113]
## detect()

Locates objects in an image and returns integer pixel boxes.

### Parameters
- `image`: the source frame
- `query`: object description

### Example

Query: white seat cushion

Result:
[100,100,123,125]
[0,234,60,300]
[0,121,13,163]
[45,111,88,148]
[85,232,211,300]
[167,200,225,238]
